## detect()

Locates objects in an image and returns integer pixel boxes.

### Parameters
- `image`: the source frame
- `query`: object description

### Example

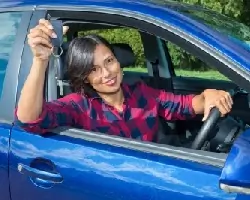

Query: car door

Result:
[9,10,237,200]
[10,127,238,200]
[0,10,31,200]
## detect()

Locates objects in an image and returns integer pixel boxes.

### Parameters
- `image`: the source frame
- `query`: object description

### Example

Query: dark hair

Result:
[66,34,114,95]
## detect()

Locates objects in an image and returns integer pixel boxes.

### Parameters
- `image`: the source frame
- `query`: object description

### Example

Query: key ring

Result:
[51,46,63,58]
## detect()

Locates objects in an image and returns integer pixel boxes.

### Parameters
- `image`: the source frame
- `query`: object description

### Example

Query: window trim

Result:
[33,8,241,167]
[54,126,227,168]
[0,11,33,123]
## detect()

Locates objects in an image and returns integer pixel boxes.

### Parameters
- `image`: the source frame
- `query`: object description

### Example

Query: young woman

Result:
[15,19,233,141]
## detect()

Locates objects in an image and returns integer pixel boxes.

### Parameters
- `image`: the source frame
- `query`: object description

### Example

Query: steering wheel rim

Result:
[191,88,238,150]
[191,107,221,150]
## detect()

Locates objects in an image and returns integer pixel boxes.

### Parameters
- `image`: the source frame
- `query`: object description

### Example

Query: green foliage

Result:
[79,28,145,67]
[167,0,248,71]
[78,0,250,71]
[167,42,211,71]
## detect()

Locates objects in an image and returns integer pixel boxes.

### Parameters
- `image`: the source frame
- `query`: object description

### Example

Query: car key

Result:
[50,19,63,48]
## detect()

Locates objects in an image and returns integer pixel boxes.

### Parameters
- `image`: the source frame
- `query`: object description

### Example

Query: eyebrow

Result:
[93,53,115,67]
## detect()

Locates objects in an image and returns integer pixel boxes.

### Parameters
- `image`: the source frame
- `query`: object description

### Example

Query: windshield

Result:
[178,7,250,51]
[143,0,250,51]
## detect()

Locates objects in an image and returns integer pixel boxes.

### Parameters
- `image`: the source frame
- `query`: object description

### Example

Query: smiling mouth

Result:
[104,77,117,86]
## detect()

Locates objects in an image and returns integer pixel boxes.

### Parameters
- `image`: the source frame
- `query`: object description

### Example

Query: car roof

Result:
[1,0,250,73]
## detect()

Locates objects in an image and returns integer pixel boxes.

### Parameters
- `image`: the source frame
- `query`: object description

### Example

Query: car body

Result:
[1,0,250,200]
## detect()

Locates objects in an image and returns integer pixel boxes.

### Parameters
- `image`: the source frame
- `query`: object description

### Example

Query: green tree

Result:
[78,0,250,71]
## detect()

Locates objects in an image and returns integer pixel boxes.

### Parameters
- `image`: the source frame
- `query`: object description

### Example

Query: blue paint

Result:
[1,0,250,72]
[0,123,12,200]
[0,0,250,199]
[9,128,236,200]
[220,128,250,188]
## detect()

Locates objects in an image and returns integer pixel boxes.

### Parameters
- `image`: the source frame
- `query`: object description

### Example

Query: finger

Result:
[39,18,53,30]
[220,97,231,112]
[225,92,233,106]
[29,25,57,40]
[36,24,57,38]
[29,37,52,48]
[28,28,50,41]
[39,24,57,38]
[215,99,228,115]
[202,112,208,121]
[202,105,214,121]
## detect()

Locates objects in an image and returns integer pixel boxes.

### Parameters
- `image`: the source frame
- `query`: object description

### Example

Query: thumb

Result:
[202,104,214,121]
[63,26,69,35]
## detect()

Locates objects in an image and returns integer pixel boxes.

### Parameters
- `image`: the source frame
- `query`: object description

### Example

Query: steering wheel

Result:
[191,88,238,150]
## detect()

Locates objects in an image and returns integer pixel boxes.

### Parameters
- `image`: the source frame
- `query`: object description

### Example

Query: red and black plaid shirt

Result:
[15,81,196,141]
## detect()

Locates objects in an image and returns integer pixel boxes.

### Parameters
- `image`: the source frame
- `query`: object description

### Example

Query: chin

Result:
[98,83,121,94]
[105,85,121,94]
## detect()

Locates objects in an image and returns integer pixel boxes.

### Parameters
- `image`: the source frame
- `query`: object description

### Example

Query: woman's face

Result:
[86,44,123,94]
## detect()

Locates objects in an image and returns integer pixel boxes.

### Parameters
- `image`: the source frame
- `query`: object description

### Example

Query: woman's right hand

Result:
[28,19,56,60]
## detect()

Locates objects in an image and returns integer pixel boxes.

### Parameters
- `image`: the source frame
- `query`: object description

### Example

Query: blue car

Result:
[1,0,250,199]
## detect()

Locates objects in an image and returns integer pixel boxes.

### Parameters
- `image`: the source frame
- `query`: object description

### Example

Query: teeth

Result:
[107,78,115,84]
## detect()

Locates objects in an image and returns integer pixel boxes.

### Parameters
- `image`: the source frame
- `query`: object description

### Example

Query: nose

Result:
[102,66,111,78]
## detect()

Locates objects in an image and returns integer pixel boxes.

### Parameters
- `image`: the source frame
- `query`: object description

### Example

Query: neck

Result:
[99,88,124,107]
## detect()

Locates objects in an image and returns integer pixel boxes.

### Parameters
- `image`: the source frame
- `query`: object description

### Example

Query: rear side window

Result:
[0,12,22,97]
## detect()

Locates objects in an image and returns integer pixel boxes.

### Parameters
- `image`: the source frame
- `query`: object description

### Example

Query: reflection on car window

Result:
[144,0,250,51]
[0,12,22,98]
[179,9,250,51]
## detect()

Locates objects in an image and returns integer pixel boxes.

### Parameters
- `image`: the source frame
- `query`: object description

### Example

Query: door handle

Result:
[18,163,63,183]
[220,183,250,195]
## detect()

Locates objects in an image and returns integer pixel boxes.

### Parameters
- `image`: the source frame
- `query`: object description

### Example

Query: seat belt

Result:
[151,59,160,88]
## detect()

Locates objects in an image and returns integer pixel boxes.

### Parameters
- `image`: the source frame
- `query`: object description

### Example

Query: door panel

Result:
[0,123,11,200]
[172,76,250,123]
[172,77,237,95]
[9,128,236,200]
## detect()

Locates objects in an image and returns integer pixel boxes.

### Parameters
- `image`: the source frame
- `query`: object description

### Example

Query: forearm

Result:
[16,58,48,123]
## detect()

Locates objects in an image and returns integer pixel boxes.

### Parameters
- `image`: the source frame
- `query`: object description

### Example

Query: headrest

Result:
[112,43,136,68]
[58,41,136,80]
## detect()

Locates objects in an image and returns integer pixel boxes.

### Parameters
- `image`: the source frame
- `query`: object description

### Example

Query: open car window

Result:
[166,41,230,81]
[45,17,248,159]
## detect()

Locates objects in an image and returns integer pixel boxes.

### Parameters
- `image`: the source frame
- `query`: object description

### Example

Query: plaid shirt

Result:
[15,81,196,141]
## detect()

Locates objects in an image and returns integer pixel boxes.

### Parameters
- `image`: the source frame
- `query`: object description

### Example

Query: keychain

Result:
[50,19,64,58]
[49,19,64,96]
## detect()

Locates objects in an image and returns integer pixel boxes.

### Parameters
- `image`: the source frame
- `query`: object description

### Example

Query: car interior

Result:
[49,20,250,154]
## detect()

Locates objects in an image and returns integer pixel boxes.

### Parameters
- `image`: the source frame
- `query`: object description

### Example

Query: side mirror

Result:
[219,129,250,195]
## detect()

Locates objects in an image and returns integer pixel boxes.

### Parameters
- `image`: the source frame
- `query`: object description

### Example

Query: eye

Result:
[92,67,97,72]
[107,57,114,63]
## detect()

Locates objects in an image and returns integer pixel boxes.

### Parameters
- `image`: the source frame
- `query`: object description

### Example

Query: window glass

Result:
[146,0,250,52]
[0,12,22,97]
[167,42,229,81]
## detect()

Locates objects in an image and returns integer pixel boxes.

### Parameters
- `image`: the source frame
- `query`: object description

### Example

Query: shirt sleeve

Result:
[14,93,84,134]
[140,82,196,120]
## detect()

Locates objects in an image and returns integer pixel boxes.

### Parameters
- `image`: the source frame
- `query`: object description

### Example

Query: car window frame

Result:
[16,7,246,168]
[0,10,33,122]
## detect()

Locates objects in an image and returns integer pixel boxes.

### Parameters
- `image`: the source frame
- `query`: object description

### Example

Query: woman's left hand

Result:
[202,89,233,121]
